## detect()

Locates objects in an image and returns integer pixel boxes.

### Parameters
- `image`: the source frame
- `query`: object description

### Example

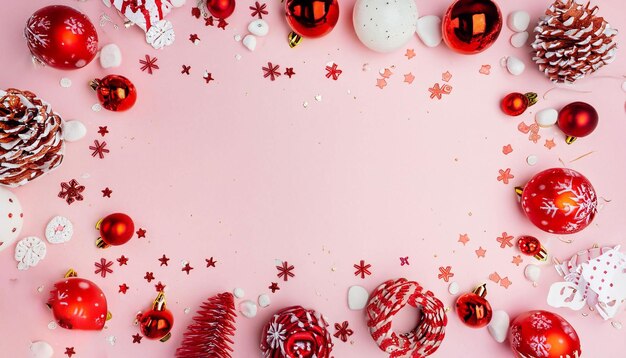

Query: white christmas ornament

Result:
[233,287,245,298]
[535,108,558,127]
[29,341,54,358]
[242,35,257,52]
[62,120,87,142]
[507,10,530,32]
[45,216,74,244]
[353,0,419,53]
[506,56,525,76]
[416,15,442,48]
[510,31,529,48]
[248,19,269,37]
[0,187,23,253]
[524,264,541,283]
[15,236,46,270]
[99,43,122,68]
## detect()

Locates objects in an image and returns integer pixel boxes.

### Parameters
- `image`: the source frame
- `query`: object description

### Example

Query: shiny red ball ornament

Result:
[90,75,137,112]
[517,236,548,261]
[501,92,538,116]
[25,5,98,69]
[509,310,581,358]
[442,0,502,54]
[519,168,597,235]
[137,292,174,341]
[96,213,135,248]
[455,284,492,328]
[557,101,599,144]
[285,0,339,40]
[206,0,236,19]
[47,270,109,330]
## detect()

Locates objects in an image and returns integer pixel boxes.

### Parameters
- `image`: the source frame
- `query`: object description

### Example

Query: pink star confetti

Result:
[89,140,109,159]
[437,266,454,282]
[500,277,512,288]
[502,144,513,155]
[276,261,295,281]
[529,132,541,143]
[399,257,409,266]
[518,122,531,134]
[489,272,501,283]
[496,232,514,248]
[479,64,491,75]
[262,62,281,81]
[404,73,415,84]
[475,246,487,258]
[512,255,523,266]
[381,68,393,79]
[405,49,416,59]
[139,55,159,74]
[353,260,372,279]
[545,139,556,149]
[333,321,354,342]
[442,71,452,82]
[249,2,268,18]
[58,179,84,205]
[458,233,470,245]
[497,168,514,184]
[94,258,113,278]
[325,63,342,80]
[428,83,452,99]
[376,78,387,89]
[102,187,112,198]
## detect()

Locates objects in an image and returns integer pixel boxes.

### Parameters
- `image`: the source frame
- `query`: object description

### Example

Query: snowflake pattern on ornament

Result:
[511,325,522,349]
[530,312,552,330]
[529,335,551,357]
[64,18,84,35]
[540,178,597,229]
[266,322,286,350]
[86,36,98,54]
[562,322,579,341]
[25,15,51,49]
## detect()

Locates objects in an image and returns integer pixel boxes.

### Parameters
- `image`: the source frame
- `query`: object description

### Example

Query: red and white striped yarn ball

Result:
[366,278,447,358]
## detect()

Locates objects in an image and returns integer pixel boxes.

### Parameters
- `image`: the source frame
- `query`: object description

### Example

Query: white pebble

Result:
[258,294,271,308]
[314,94,322,102]
[507,11,530,32]
[448,281,459,295]
[535,108,558,127]
[62,120,87,142]
[524,264,541,283]
[526,155,538,166]
[234,34,242,42]
[184,308,191,314]
[416,15,442,48]
[506,56,525,76]
[348,285,369,310]
[488,310,510,343]
[47,321,57,330]
[106,336,116,346]
[303,101,309,108]
[233,288,245,298]
[92,104,103,112]
[612,321,623,330]
[248,19,269,37]
[239,300,258,318]
[99,44,122,69]
[621,81,626,92]
[510,31,529,48]
[242,35,257,51]
[30,341,53,358]
[59,78,72,88]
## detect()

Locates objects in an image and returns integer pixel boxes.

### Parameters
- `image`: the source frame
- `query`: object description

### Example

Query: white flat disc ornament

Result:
[0,187,24,253]
[348,285,369,310]
[15,236,47,270]
[45,216,74,244]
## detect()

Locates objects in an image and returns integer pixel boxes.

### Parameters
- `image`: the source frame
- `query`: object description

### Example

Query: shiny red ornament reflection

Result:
[47,270,108,330]
[557,101,598,144]
[509,310,581,358]
[90,75,137,112]
[442,0,502,54]
[501,92,537,116]
[285,0,340,38]
[206,0,236,19]
[96,213,135,248]
[519,168,597,235]
[517,236,548,261]
[455,284,492,328]
[25,5,98,69]
[137,292,174,341]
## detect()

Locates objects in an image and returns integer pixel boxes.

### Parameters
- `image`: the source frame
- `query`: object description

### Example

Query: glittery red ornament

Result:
[90,75,137,112]
[25,5,98,69]
[137,292,174,342]
[47,270,109,330]
[517,236,548,261]
[557,101,598,144]
[519,168,597,234]
[96,213,135,248]
[206,0,236,19]
[501,92,538,116]
[509,310,581,358]
[442,0,502,54]
[285,0,339,39]
[455,284,492,328]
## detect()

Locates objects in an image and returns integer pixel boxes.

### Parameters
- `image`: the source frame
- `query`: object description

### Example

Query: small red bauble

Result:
[509,310,581,358]
[517,236,548,261]
[137,292,174,341]
[96,213,135,248]
[557,101,598,144]
[206,0,236,19]
[285,0,340,38]
[47,270,109,330]
[501,92,538,116]
[519,168,597,234]
[90,75,137,112]
[455,284,492,328]
[442,0,502,54]
[25,5,98,69]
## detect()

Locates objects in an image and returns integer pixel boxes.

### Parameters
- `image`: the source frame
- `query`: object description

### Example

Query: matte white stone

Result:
[506,56,525,76]
[60,78,72,88]
[99,44,122,69]
[248,19,269,37]
[233,288,245,298]
[448,281,459,295]
[30,341,53,358]
[416,15,442,48]
[242,35,257,51]
[258,294,271,308]
[510,31,529,48]
[348,285,369,310]
[525,264,541,283]
[507,11,530,32]
[239,300,258,318]
[527,155,538,166]
[488,310,510,343]
[535,108,558,127]
[62,120,87,142]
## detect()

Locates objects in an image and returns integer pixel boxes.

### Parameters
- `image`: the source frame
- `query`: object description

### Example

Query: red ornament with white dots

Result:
[0,187,24,252]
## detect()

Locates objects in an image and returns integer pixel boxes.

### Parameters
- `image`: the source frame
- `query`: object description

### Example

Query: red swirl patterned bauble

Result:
[285,0,339,38]
[25,5,98,69]
[509,310,581,358]
[47,276,108,330]
[520,168,597,234]
[260,306,333,358]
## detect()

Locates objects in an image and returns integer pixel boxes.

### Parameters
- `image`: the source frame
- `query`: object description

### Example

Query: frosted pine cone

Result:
[531,0,618,83]
[0,89,64,187]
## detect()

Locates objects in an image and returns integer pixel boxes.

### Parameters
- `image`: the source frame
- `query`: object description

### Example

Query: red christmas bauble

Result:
[285,0,340,38]
[91,75,137,112]
[99,213,135,246]
[137,293,174,341]
[442,0,502,54]
[509,310,581,358]
[455,290,492,328]
[206,0,236,19]
[47,277,108,330]
[517,236,541,256]
[501,93,529,116]
[558,101,598,141]
[25,5,98,69]
[520,168,597,234]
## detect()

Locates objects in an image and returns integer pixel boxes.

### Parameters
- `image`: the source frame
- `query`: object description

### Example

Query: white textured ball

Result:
[353,0,419,53]
[0,187,24,253]
[30,341,54,358]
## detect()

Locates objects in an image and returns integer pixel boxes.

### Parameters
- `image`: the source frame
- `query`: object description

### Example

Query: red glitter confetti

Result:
[458,233,470,245]
[353,260,371,279]
[205,257,217,267]
[144,272,155,282]
[437,266,454,282]
[158,254,170,266]
[189,34,200,43]
[217,18,228,29]
[155,281,166,292]
[136,228,146,238]
[181,65,191,75]
[95,258,113,278]
[132,334,142,343]
[98,126,108,136]
[58,179,85,205]
[205,16,214,26]
[89,140,109,159]
[65,347,76,357]
[496,232,514,248]
[333,321,354,342]
[262,62,281,81]
[139,55,159,74]
[399,256,410,266]
[182,263,194,275]
[497,168,514,184]
[268,282,280,293]
[249,2,268,18]
[475,247,487,258]
[276,261,295,281]
[325,63,342,80]
[117,255,129,266]
[203,72,214,84]
[119,283,129,294]
[191,7,201,18]
[284,67,295,78]
[102,187,112,198]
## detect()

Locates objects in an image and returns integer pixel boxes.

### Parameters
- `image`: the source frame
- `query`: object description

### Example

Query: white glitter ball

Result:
[60,78,72,88]
[47,321,57,330]
[526,155,538,166]
[234,34,242,41]
[233,287,245,298]
[92,104,103,112]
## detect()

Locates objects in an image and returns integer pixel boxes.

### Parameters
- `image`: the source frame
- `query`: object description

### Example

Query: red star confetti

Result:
[353,260,372,279]
[89,140,109,159]
[404,73,415,84]
[512,255,523,266]
[376,78,387,89]
[284,67,295,78]
[117,255,129,266]
[502,144,513,155]
[381,68,393,78]
[405,48,416,59]
[249,2,268,18]
[205,257,217,267]
[500,277,512,288]
[58,179,85,205]
[475,246,487,258]
[182,263,194,275]
[479,64,491,75]
[98,126,109,136]
[203,72,214,84]
[497,168,514,184]
[95,258,113,278]
[181,65,191,75]
[155,281,166,292]
[325,63,342,80]
[144,272,155,282]
[276,261,295,281]
[217,18,228,30]
[496,232,514,248]
[333,321,354,342]
[189,33,200,43]
[205,16,214,26]
[458,233,470,245]
[399,257,409,266]
[269,282,280,293]
[191,7,201,18]
[262,62,281,81]
[136,228,146,238]
[65,347,75,357]
[442,71,452,82]
[437,266,454,282]
[158,254,170,266]
[545,139,556,149]
[132,334,142,343]
[428,83,452,99]
[489,272,501,283]
[102,187,112,198]
[119,283,129,294]
[139,55,159,74]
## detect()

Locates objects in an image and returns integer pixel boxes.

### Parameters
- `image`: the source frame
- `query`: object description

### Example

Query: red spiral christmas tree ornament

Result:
[176,292,237,357]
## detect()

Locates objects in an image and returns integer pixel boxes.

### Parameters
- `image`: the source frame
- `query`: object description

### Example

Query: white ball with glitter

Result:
[353,0,419,53]
[0,187,24,253]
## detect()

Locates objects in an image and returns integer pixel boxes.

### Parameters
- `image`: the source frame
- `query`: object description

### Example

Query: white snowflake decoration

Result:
[25,15,51,49]
[145,20,175,49]
[45,216,73,244]
[15,236,47,270]
[529,335,551,357]
[266,322,286,350]
[86,35,98,54]
[531,313,552,330]
[64,17,84,35]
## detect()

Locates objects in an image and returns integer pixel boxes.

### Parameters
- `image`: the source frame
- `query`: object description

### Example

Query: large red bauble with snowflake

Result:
[508,310,581,358]
[96,213,135,248]
[285,0,339,38]
[519,168,597,234]
[442,0,502,54]
[24,5,98,69]
[47,275,108,330]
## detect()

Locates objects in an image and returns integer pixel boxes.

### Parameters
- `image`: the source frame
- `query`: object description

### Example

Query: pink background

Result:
[1,0,625,357]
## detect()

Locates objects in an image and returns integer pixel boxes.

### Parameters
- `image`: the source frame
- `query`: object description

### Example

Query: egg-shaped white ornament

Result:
[0,187,24,253]
[353,0,419,53]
